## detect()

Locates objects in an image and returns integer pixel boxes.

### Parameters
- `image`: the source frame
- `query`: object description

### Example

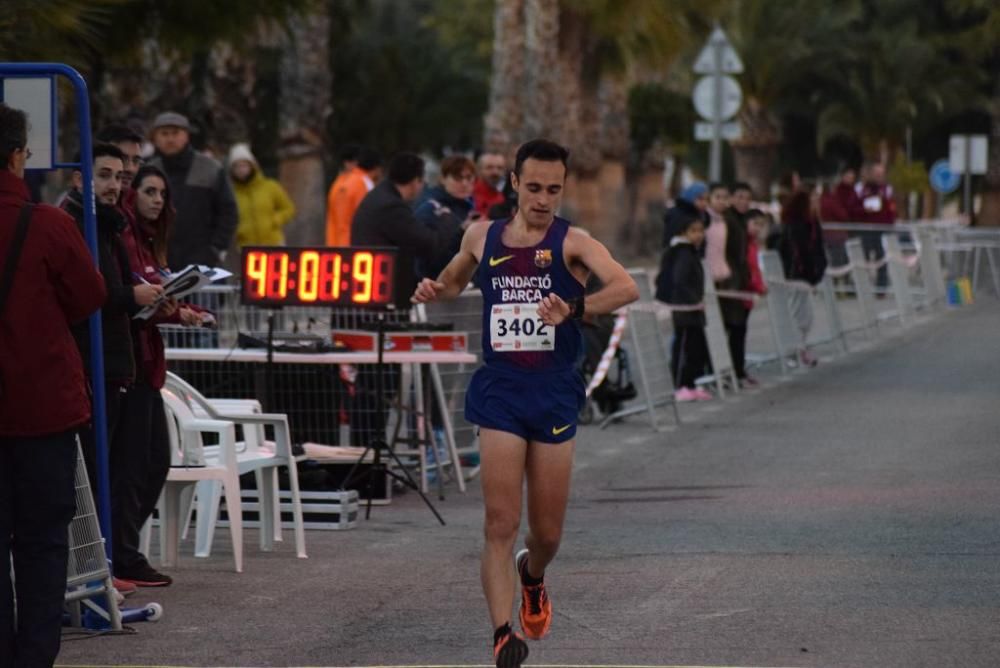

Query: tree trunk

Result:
[598,76,629,162]
[979,70,1000,227]
[278,10,331,246]
[483,0,525,160]
[523,0,561,140]
[730,99,779,198]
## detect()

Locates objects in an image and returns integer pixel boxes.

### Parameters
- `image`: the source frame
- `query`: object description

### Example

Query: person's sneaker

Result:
[691,388,713,401]
[515,548,552,640]
[674,387,700,402]
[799,349,818,367]
[740,375,760,389]
[112,577,137,597]
[493,628,529,668]
[116,563,173,587]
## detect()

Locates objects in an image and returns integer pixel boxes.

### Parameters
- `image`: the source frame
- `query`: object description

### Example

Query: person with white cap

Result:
[227,142,296,249]
[147,111,238,268]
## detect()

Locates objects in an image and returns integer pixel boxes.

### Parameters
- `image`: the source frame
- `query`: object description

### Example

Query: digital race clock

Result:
[240,247,396,307]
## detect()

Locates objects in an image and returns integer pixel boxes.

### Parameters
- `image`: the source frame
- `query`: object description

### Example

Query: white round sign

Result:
[693,75,742,122]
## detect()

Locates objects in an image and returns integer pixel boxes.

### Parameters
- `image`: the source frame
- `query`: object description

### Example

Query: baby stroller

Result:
[578,314,637,424]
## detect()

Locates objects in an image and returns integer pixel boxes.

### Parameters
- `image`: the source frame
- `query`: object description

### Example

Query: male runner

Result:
[412,139,639,668]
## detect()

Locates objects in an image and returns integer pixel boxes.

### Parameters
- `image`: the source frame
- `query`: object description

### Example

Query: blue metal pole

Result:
[0,63,111,559]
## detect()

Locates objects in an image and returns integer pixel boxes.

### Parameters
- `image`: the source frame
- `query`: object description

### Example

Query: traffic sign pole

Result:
[710,38,723,182]
[692,26,742,183]
[964,135,972,218]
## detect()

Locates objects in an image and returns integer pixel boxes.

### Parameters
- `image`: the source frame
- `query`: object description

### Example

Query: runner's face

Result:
[511,158,566,227]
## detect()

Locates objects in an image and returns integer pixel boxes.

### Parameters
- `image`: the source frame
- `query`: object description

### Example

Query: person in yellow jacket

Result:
[228,143,296,248]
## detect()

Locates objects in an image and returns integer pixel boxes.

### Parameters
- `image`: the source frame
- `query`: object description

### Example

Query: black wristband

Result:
[570,297,585,320]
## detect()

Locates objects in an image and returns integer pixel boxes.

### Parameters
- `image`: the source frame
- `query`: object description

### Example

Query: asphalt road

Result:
[57,299,1000,668]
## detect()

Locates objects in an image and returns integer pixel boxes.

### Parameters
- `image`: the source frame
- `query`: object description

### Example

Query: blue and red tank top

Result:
[479,217,584,372]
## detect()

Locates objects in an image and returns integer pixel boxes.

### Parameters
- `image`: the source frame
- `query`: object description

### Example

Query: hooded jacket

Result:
[655,238,706,329]
[662,198,707,248]
[228,143,296,248]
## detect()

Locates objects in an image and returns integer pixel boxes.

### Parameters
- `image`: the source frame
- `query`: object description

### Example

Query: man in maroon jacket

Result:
[0,104,106,667]
[819,167,865,268]
[857,162,897,289]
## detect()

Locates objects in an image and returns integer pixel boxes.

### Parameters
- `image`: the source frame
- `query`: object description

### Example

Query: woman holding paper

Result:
[112,165,203,587]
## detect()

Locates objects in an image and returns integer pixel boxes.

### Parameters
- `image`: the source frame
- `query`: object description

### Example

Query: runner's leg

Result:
[523,438,575,578]
[479,427,528,628]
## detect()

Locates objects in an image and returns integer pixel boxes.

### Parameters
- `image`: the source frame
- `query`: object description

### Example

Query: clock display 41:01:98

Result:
[242,248,394,305]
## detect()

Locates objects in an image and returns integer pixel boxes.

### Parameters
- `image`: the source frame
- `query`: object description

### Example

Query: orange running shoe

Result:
[493,628,528,668]
[515,548,552,639]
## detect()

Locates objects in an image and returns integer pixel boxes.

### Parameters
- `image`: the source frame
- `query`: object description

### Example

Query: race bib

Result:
[489,303,553,352]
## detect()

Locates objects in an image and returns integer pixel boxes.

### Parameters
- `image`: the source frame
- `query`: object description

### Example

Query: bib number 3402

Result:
[490,303,553,352]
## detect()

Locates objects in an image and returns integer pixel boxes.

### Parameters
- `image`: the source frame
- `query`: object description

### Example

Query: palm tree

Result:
[0,0,121,62]
[277,9,331,246]
[485,0,708,166]
[722,0,861,197]
[484,0,711,250]
[813,14,981,168]
[483,0,526,158]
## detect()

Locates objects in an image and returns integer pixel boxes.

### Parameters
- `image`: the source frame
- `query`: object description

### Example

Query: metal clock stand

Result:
[339,310,445,525]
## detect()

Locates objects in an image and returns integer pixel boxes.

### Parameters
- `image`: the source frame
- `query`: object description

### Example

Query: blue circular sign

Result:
[930,159,961,194]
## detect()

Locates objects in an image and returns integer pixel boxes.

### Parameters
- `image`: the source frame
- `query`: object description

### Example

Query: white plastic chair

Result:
[164,372,307,560]
[159,387,244,573]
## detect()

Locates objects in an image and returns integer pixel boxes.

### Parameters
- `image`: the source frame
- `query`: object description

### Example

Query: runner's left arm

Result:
[538,231,639,325]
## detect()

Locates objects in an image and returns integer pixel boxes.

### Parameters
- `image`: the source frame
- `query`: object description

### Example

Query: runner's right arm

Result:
[411,220,489,303]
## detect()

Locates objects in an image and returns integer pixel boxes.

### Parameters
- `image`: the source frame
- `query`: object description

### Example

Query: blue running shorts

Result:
[464,365,586,444]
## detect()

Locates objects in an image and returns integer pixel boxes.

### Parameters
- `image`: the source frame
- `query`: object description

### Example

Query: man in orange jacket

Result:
[325,146,381,247]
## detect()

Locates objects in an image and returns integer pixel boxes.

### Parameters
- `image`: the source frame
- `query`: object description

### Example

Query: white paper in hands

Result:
[132,265,228,320]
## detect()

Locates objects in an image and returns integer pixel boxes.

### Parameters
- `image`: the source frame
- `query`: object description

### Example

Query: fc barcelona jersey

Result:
[479,217,584,372]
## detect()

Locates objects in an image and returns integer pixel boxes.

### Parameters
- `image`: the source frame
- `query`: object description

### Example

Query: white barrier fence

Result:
[591,224,959,429]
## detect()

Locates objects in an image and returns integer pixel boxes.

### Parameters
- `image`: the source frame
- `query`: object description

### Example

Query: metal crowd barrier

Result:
[758,250,804,373]
[702,265,739,396]
[844,239,881,338]
[600,269,679,430]
[882,234,917,325]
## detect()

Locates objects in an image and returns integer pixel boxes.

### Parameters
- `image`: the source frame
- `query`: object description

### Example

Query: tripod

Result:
[340,312,446,525]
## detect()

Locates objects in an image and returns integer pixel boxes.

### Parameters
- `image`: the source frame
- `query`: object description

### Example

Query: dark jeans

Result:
[0,430,79,668]
[861,230,888,289]
[111,380,170,574]
[725,316,749,380]
[671,325,709,390]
